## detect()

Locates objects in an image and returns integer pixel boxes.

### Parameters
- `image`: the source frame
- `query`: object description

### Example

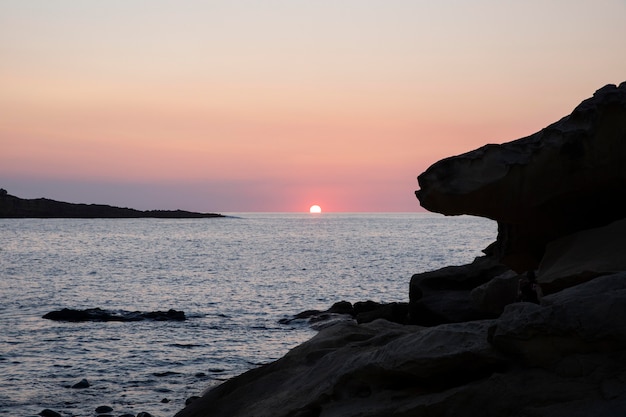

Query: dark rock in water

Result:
[280,300,410,329]
[416,82,626,272]
[42,308,186,322]
[326,300,354,315]
[185,396,201,406]
[161,398,171,403]
[95,405,113,414]
[39,409,62,417]
[355,302,408,324]
[71,378,90,389]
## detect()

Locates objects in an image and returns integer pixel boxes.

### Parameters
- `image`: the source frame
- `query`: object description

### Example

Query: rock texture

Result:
[416,82,626,272]
[176,274,626,417]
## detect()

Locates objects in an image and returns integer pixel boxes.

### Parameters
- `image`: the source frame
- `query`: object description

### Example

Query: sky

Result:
[1,1,625,213]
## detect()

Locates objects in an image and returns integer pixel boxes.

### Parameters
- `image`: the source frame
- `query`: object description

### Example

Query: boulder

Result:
[470,270,520,315]
[71,378,90,389]
[537,218,626,294]
[490,272,626,367]
[416,82,626,272]
[409,256,511,325]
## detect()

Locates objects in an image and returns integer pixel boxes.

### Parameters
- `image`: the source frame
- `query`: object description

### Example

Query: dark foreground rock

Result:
[43,308,186,322]
[416,82,626,272]
[176,273,626,417]
[0,189,223,218]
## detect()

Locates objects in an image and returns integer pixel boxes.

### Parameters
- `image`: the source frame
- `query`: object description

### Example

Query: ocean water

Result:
[0,213,497,417]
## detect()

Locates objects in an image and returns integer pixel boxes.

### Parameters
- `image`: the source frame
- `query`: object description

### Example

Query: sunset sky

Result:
[2,1,625,212]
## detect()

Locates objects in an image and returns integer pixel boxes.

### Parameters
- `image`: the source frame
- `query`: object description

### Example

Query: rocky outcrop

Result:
[416,82,626,272]
[176,273,626,417]
[0,190,223,218]
[174,82,626,417]
[409,256,511,325]
[43,308,186,322]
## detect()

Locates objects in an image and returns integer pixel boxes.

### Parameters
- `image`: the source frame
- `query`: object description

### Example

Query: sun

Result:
[309,205,322,214]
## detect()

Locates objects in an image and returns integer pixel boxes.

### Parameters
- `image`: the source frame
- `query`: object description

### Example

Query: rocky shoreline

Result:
[174,82,626,417]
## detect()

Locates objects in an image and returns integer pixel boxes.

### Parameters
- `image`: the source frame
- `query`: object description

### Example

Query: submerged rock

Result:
[42,308,186,322]
[416,82,626,272]
[71,378,90,389]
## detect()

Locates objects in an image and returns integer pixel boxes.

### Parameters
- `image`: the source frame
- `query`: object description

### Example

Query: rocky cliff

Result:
[416,82,626,273]
[174,83,626,417]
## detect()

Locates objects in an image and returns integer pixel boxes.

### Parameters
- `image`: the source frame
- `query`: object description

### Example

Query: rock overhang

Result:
[416,82,626,272]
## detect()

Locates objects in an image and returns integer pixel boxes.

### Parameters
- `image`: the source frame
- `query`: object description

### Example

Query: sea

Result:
[0,213,497,417]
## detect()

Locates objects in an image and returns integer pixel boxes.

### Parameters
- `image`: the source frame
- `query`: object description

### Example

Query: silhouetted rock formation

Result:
[0,190,223,218]
[175,82,626,417]
[416,82,626,272]
[43,308,186,322]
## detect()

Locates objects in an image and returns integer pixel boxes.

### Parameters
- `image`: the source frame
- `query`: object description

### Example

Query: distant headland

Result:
[0,189,223,218]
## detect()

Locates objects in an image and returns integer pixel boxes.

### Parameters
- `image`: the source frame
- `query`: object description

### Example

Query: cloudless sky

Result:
[2,0,625,212]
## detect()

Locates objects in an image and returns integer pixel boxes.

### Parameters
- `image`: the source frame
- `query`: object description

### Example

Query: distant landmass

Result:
[0,189,223,218]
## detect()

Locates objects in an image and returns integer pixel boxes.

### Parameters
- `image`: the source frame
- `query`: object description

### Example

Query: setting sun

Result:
[309,205,322,214]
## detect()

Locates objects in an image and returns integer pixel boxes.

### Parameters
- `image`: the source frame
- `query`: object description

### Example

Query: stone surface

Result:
[470,270,519,315]
[409,256,511,325]
[176,274,626,417]
[416,82,626,272]
[537,218,626,294]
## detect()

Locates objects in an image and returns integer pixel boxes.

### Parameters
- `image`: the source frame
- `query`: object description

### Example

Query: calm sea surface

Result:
[0,213,496,417]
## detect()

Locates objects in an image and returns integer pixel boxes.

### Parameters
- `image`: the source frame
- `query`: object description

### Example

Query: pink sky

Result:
[2,1,625,212]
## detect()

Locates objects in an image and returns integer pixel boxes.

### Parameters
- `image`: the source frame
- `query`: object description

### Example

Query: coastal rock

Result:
[279,300,410,328]
[95,405,113,414]
[39,410,62,417]
[470,270,519,315]
[490,272,626,366]
[537,218,626,294]
[43,308,186,322]
[408,256,511,325]
[177,273,626,417]
[71,378,90,389]
[416,82,626,272]
[175,319,510,417]
[174,82,626,417]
